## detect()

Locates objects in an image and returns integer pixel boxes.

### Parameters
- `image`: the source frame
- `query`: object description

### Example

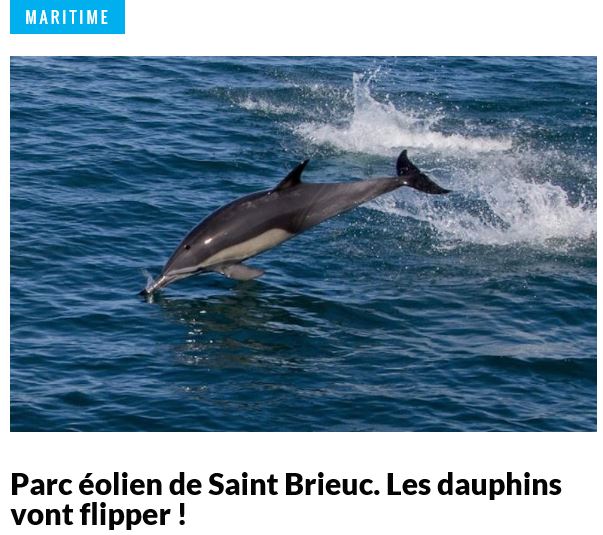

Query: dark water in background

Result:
[10,57,596,431]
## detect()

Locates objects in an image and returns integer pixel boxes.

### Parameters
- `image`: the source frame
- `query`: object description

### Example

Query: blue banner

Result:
[10,0,125,34]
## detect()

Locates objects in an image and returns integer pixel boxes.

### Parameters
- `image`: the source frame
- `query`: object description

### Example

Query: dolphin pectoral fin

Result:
[221,263,265,281]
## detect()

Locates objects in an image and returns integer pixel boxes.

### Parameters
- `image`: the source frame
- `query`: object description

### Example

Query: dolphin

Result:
[140,150,449,296]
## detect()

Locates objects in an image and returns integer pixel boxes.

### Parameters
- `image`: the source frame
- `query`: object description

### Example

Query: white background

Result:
[2,1,601,533]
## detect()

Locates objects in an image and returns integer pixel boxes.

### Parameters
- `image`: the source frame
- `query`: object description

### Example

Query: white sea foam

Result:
[238,97,296,115]
[370,153,596,248]
[295,72,595,249]
[294,73,512,156]
[234,72,595,249]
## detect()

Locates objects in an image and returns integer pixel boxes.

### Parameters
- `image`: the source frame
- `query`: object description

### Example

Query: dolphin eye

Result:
[184,245,191,250]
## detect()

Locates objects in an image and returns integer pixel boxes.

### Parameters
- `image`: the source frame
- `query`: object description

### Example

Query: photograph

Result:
[10,56,596,432]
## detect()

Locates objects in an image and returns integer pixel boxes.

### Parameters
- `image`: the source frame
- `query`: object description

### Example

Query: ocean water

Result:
[10,57,596,431]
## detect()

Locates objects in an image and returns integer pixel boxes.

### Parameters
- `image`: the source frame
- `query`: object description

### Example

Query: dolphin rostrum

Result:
[140,150,449,296]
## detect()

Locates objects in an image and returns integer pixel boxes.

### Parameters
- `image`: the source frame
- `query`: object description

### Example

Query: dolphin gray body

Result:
[140,150,449,296]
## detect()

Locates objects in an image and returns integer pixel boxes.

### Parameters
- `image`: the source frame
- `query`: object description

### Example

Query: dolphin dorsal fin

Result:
[273,159,310,191]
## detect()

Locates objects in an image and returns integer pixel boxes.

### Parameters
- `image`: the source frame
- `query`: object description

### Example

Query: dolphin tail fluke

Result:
[396,150,450,194]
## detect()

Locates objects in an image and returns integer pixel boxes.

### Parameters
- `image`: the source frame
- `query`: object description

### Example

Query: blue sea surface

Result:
[10,57,596,431]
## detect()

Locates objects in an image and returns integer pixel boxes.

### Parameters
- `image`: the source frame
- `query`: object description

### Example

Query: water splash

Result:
[232,71,595,250]
[295,72,595,249]
[371,145,596,248]
[295,73,512,155]
[372,169,596,248]
[141,268,156,295]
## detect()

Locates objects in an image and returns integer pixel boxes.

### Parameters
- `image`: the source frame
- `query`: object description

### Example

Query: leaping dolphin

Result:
[140,150,449,296]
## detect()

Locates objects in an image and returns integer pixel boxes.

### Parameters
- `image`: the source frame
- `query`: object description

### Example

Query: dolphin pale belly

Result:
[140,150,449,296]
